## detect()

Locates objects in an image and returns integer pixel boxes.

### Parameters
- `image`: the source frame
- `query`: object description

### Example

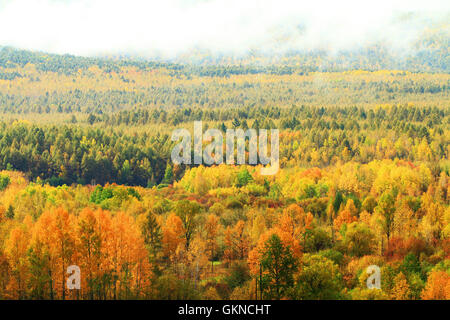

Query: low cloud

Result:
[0,0,448,59]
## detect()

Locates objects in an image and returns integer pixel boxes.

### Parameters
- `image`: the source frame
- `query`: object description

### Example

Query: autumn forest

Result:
[0,43,448,301]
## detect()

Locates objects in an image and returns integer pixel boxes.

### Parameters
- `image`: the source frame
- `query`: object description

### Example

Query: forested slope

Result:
[0,45,448,300]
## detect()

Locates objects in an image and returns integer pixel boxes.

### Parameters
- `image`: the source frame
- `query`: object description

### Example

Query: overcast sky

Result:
[0,0,448,58]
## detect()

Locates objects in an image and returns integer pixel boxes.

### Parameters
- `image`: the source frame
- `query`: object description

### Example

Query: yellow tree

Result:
[31,208,76,300]
[419,195,444,242]
[162,213,185,259]
[224,220,249,265]
[391,272,411,300]
[185,236,209,284]
[393,202,417,239]
[109,211,152,299]
[204,214,219,273]
[76,208,102,299]
[4,226,30,299]
[250,213,266,245]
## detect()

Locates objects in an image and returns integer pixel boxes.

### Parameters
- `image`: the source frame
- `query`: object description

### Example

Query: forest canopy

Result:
[0,46,448,300]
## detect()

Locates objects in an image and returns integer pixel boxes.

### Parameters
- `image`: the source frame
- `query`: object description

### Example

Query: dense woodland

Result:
[0,46,448,300]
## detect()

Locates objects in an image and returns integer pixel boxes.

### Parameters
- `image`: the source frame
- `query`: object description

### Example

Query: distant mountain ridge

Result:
[0,26,448,75]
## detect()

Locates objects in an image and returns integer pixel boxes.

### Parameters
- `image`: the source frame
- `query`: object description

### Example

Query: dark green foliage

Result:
[0,174,10,191]
[6,204,14,219]
[162,163,173,185]
[175,200,202,249]
[260,234,298,300]
[236,167,253,188]
[318,249,344,266]
[142,212,162,260]
[304,228,333,253]
[90,186,114,204]
[333,191,344,214]
[0,123,167,187]
[27,247,52,299]
[401,253,422,277]
[127,187,141,200]
[224,262,251,290]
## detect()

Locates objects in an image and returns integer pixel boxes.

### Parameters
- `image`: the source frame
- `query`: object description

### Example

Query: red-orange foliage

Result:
[248,227,302,276]
[421,270,450,300]
[162,213,185,258]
